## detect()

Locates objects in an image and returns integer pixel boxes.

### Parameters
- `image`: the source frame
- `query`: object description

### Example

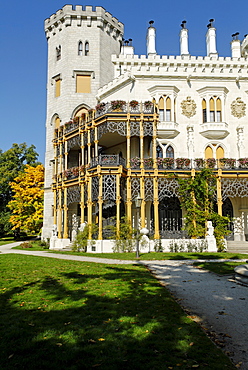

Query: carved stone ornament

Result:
[181,96,196,118]
[231,97,246,118]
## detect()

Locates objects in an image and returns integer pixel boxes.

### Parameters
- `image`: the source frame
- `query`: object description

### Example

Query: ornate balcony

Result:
[199,122,229,139]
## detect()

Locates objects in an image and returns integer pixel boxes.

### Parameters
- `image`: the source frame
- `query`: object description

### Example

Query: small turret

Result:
[146,20,156,56]
[206,19,218,57]
[180,20,190,56]
[231,33,241,58]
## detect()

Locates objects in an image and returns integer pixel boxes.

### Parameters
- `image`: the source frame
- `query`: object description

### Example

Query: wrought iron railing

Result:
[90,154,126,168]
[95,102,154,118]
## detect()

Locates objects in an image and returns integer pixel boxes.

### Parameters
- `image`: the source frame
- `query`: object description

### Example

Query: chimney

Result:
[147,20,156,56]
[231,33,241,58]
[180,20,189,56]
[206,19,218,57]
[121,39,134,56]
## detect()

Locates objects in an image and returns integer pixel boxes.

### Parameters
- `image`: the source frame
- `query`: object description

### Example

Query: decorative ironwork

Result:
[84,186,88,204]
[143,121,153,136]
[97,121,127,140]
[64,121,79,134]
[92,177,99,201]
[130,122,140,136]
[90,130,95,144]
[67,185,81,205]
[83,132,88,146]
[67,136,80,151]
[131,178,140,200]
[158,178,180,200]
[55,145,60,157]
[90,154,126,168]
[221,178,248,201]
[144,178,154,201]
[103,174,116,200]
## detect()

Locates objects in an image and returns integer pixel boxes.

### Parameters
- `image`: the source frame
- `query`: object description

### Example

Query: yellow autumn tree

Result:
[8,165,44,233]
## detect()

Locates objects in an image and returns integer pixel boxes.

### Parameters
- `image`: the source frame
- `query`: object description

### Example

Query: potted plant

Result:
[129,100,139,109]
[194,158,205,169]
[96,102,106,112]
[238,158,248,169]
[144,100,153,110]
[130,157,141,168]
[175,158,191,169]
[162,157,175,169]
[219,158,236,169]
[110,100,126,111]
[143,157,153,168]
[206,158,216,168]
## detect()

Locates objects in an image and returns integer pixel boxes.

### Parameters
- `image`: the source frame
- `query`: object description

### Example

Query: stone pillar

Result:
[147,21,156,56]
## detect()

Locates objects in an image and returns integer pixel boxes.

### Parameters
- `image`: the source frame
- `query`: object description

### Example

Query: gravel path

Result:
[1,243,248,368]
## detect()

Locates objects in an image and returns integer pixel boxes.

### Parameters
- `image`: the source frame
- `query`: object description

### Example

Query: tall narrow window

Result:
[166,97,171,121]
[55,117,60,128]
[156,145,163,158]
[158,97,164,121]
[202,99,207,122]
[209,98,215,122]
[56,46,61,61]
[205,146,213,159]
[85,41,89,56]
[216,146,224,160]
[216,98,222,122]
[55,79,61,97]
[166,145,174,158]
[78,41,83,56]
[76,75,91,93]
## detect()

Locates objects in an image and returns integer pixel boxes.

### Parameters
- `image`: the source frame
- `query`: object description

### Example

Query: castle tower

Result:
[42,5,123,240]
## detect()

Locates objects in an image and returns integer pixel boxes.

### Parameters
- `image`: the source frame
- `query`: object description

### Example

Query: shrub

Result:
[72,224,98,252]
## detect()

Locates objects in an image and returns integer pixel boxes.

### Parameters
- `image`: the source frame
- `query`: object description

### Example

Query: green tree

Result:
[0,143,40,236]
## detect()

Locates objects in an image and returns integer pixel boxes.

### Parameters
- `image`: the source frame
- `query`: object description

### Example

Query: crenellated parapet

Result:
[44,4,124,40]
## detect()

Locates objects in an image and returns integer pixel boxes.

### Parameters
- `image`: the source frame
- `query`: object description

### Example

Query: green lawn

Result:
[0,237,16,246]
[193,261,244,275]
[12,243,248,261]
[0,254,235,370]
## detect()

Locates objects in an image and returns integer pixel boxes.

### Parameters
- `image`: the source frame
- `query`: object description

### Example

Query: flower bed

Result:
[175,158,191,169]
[219,158,236,169]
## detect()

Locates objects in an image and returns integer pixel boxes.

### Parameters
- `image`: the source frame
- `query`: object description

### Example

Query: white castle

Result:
[42,5,248,251]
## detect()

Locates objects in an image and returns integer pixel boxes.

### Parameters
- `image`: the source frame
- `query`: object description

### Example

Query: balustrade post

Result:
[153,177,160,239]
[98,175,103,240]
[63,187,68,238]
[217,170,223,215]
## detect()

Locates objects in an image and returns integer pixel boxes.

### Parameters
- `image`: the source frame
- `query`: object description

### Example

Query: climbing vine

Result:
[177,168,230,251]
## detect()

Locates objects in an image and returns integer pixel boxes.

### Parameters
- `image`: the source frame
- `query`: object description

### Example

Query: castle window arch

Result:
[85,41,89,56]
[216,98,222,122]
[166,97,171,121]
[204,143,225,160]
[156,145,163,158]
[197,87,228,123]
[158,97,164,121]
[209,98,215,122]
[78,41,83,56]
[166,145,174,158]
[202,99,207,122]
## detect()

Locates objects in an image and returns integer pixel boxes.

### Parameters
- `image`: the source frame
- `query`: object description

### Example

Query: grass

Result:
[11,243,248,261]
[193,261,245,275]
[0,254,235,370]
[0,236,17,246]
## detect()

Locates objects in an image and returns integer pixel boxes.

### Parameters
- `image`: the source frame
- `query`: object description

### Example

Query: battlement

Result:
[44,4,124,39]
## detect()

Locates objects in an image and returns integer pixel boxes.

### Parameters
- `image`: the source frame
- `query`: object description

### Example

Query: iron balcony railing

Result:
[95,102,154,118]
[90,154,126,168]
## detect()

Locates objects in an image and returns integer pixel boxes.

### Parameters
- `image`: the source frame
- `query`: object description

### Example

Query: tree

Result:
[177,168,230,251]
[0,143,40,236]
[8,165,44,234]
[0,143,40,211]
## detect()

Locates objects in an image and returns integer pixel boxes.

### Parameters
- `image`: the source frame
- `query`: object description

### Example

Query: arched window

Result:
[158,97,164,121]
[55,117,60,129]
[216,98,222,122]
[205,146,213,159]
[166,145,174,158]
[85,41,89,56]
[156,145,163,158]
[216,146,224,160]
[78,41,83,56]
[166,97,171,121]
[202,99,207,122]
[209,98,215,122]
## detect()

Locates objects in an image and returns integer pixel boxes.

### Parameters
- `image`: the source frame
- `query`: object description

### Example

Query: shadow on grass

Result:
[0,256,235,370]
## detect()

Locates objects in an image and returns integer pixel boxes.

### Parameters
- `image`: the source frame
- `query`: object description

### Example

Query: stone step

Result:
[226,241,248,253]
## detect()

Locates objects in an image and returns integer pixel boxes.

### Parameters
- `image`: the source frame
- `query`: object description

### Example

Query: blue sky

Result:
[0,0,247,163]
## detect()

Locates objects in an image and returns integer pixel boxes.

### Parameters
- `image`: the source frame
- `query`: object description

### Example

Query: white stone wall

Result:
[42,5,123,239]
